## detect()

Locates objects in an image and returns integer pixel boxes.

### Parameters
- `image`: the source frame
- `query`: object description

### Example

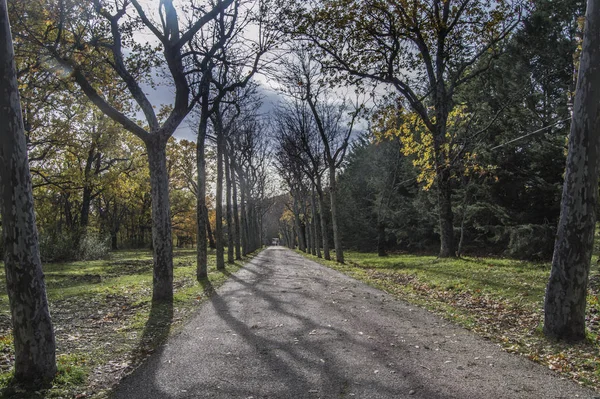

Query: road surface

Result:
[113,247,597,399]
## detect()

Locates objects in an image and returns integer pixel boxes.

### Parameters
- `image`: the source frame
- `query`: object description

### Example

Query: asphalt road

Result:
[113,247,598,399]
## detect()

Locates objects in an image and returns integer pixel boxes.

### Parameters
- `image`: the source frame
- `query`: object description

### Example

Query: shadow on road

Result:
[203,247,449,398]
[113,248,594,399]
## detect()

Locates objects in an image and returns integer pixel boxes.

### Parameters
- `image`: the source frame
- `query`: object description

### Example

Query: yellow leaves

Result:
[374,104,494,189]
[280,208,295,223]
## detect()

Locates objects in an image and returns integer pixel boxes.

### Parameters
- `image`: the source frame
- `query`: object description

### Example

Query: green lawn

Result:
[0,248,250,398]
[298,250,600,390]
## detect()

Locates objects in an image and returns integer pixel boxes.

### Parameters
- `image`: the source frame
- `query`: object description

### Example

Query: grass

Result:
[297,250,600,391]
[0,248,255,398]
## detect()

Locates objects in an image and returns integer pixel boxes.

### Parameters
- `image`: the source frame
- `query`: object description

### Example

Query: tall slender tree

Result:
[277,50,359,263]
[0,0,56,383]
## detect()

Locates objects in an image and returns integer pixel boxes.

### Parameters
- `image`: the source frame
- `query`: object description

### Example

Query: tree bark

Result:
[312,219,317,256]
[544,0,600,341]
[206,205,216,249]
[240,175,249,255]
[304,201,312,254]
[437,169,455,258]
[145,135,174,302]
[224,150,234,264]
[317,188,330,260]
[111,232,118,250]
[457,182,470,258]
[232,161,242,260]
[329,165,344,263]
[80,143,98,229]
[215,119,225,270]
[80,185,92,229]
[311,187,322,258]
[196,79,210,279]
[293,195,306,252]
[0,0,57,383]
[251,204,260,251]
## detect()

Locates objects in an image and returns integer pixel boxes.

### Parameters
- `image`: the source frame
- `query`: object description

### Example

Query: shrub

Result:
[504,224,555,261]
[78,232,110,260]
[39,230,110,262]
[39,230,79,262]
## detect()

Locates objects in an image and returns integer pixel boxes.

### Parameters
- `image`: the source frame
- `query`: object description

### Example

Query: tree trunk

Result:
[317,188,330,260]
[80,185,92,229]
[196,78,210,279]
[311,187,322,258]
[145,135,174,302]
[247,203,255,252]
[251,204,259,251]
[215,123,225,270]
[224,150,234,264]
[457,183,470,258]
[304,202,312,254]
[255,206,261,250]
[206,205,216,249]
[0,0,57,382]
[329,165,344,263]
[292,225,297,249]
[437,170,455,258]
[240,176,249,256]
[544,0,600,342]
[312,220,317,256]
[293,195,306,252]
[111,232,118,250]
[232,163,242,260]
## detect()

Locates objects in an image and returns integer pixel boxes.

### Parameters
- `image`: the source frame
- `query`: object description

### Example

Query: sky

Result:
[127,0,285,142]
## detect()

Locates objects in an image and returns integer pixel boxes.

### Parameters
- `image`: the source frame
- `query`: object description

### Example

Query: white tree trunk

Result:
[544,0,600,341]
[0,0,57,383]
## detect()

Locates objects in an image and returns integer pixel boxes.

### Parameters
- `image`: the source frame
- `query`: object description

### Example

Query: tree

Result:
[272,98,329,258]
[190,0,278,277]
[233,113,272,253]
[293,0,521,257]
[273,110,310,252]
[336,133,419,255]
[28,102,133,243]
[276,50,359,263]
[0,0,56,383]
[167,139,200,248]
[544,0,600,341]
[16,0,236,301]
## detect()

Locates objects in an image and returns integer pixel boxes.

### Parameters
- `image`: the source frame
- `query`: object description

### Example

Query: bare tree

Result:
[272,98,329,258]
[190,0,279,276]
[276,49,359,263]
[234,114,272,253]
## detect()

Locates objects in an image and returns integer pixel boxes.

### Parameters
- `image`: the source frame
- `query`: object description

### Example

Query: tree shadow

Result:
[131,299,174,365]
[198,277,215,296]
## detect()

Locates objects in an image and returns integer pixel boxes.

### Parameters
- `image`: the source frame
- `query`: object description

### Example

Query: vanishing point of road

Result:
[113,247,598,399]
